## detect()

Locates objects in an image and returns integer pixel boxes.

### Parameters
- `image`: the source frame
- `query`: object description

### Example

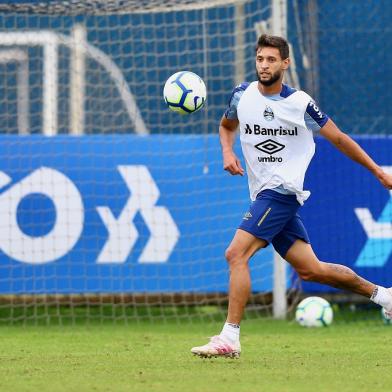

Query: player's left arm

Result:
[320,119,392,189]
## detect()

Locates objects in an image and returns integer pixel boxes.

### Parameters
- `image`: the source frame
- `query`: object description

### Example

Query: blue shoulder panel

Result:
[281,84,329,130]
[224,82,250,119]
[280,84,297,98]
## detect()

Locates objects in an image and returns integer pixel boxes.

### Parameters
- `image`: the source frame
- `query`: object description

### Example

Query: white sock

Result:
[370,286,392,310]
[220,322,240,343]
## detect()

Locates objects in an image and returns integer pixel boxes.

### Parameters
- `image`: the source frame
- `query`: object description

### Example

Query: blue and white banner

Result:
[0,135,272,294]
[301,137,392,292]
[0,135,390,294]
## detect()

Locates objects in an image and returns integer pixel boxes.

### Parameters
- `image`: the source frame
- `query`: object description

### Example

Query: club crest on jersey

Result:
[263,106,274,121]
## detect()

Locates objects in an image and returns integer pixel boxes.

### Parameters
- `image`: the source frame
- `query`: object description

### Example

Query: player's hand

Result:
[378,170,392,190]
[223,151,244,176]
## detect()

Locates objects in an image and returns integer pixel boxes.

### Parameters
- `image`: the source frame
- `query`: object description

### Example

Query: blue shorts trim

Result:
[238,189,310,258]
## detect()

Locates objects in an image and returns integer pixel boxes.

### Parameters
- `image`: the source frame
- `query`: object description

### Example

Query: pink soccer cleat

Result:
[191,335,241,358]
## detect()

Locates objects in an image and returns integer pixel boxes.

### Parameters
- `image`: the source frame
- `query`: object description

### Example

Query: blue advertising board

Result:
[302,136,392,292]
[0,135,273,294]
[0,135,391,295]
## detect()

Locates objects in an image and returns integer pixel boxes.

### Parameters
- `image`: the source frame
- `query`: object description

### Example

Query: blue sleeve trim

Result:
[224,82,250,119]
[306,100,329,128]
[280,84,297,98]
[305,113,323,132]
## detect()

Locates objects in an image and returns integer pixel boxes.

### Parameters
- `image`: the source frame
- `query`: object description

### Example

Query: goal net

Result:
[0,0,320,324]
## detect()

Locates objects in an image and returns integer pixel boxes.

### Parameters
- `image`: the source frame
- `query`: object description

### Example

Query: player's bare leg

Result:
[191,229,266,358]
[285,239,392,314]
[225,229,267,324]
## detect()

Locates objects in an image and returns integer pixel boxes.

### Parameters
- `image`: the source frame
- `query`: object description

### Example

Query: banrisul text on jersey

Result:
[244,124,298,136]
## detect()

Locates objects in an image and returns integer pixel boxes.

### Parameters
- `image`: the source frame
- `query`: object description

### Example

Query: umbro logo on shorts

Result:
[243,211,252,220]
[254,139,285,155]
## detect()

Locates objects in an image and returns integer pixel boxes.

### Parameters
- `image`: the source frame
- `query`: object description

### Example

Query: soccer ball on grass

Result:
[163,71,206,114]
[295,296,333,327]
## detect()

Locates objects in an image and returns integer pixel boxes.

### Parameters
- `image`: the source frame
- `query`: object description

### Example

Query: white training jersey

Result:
[236,81,316,205]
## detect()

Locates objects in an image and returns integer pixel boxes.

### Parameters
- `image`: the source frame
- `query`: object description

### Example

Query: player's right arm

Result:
[219,116,244,176]
[219,82,249,176]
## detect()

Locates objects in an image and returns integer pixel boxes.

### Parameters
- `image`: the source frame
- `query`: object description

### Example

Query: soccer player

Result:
[191,34,392,358]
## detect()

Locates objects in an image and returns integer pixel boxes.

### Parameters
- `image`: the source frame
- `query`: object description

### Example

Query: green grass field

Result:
[1,317,391,392]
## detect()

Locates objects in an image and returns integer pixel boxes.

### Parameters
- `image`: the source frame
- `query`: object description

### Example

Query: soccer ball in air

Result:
[295,296,333,327]
[163,71,206,114]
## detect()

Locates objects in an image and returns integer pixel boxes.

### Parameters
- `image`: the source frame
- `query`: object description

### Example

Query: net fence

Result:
[0,0,298,324]
[0,0,390,325]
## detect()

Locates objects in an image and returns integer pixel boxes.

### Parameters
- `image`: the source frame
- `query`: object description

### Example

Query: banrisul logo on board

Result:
[0,166,179,265]
[354,166,392,267]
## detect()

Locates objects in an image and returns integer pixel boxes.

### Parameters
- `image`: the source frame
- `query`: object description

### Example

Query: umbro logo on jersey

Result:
[254,139,285,155]
[263,106,274,121]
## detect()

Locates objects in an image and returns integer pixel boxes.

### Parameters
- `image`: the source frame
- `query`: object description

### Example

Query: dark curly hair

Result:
[256,34,289,60]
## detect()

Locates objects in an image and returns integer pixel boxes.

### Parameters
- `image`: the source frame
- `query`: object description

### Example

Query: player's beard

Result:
[256,69,282,86]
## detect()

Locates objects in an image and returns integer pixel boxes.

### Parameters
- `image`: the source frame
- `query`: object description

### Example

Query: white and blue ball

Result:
[295,296,333,327]
[163,71,206,114]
